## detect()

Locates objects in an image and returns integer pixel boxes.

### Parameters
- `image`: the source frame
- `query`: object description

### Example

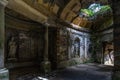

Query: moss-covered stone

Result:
[41,61,51,74]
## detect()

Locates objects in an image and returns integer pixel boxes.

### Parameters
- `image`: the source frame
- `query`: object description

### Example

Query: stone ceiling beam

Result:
[7,0,48,24]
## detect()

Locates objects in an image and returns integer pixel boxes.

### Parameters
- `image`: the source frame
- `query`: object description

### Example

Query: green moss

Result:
[69,60,78,66]
[83,59,94,63]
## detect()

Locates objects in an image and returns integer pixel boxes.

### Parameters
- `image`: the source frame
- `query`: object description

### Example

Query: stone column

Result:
[0,0,6,69]
[84,37,87,59]
[41,25,51,74]
[0,0,9,80]
[44,26,49,61]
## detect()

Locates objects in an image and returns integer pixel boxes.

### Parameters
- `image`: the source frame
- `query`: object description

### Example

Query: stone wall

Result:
[56,27,91,68]
[5,12,59,78]
[112,0,120,79]
[101,28,113,42]
[100,28,113,64]
[5,15,45,68]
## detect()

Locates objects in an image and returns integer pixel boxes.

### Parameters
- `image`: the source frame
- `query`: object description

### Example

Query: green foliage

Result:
[80,4,111,18]
[99,5,111,13]
[81,9,94,17]
[69,60,78,66]
[83,59,94,63]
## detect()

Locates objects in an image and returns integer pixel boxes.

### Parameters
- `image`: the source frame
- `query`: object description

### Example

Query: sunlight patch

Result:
[37,77,48,80]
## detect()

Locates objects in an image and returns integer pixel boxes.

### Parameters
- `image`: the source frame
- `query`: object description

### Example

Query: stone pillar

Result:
[112,0,120,80]
[0,0,9,80]
[41,25,51,74]
[84,37,87,59]
[0,0,6,69]
[44,26,49,61]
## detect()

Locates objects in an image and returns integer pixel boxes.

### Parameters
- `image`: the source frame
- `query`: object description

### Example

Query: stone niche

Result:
[57,27,91,68]
[5,28,44,63]
[5,15,45,69]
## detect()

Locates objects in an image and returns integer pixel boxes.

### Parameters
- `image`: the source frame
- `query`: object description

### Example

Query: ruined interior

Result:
[0,0,120,80]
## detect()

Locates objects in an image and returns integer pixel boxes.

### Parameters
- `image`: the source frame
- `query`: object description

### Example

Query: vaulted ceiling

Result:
[6,0,113,30]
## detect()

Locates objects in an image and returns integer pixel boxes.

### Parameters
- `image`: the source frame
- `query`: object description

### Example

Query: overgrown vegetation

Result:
[69,60,78,66]
[80,4,111,19]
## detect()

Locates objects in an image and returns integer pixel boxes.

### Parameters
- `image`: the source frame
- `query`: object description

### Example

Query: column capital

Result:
[0,0,8,6]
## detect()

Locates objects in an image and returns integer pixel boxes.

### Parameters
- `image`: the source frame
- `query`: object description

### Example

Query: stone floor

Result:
[16,63,113,80]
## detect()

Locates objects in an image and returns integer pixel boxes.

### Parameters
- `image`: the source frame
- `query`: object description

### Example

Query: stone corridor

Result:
[16,63,113,80]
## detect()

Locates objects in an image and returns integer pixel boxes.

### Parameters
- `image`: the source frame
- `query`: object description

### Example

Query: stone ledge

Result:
[5,62,37,69]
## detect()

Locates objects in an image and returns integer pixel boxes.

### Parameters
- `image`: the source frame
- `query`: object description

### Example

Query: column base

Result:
[41,61,51,74]
[0,68,9,80]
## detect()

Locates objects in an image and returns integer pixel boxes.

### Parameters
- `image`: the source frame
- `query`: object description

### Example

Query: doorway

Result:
[102,42,114,66]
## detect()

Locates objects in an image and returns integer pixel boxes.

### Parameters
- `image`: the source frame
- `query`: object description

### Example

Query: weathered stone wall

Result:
[101,28,113,42]
[112,0,120,69]
[112,0,120,79]
[97,28,113,63]
[56,27,90,68]
[5,14,61,79]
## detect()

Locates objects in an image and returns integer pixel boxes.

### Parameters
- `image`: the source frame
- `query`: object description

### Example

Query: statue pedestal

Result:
[41,61,51,74]
[0,68,9,80]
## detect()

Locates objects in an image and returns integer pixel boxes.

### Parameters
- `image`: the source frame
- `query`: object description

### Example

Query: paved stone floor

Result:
[17,63,113,80]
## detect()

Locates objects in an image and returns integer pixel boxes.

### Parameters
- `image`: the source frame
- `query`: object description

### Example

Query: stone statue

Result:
[8,37,17,59]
